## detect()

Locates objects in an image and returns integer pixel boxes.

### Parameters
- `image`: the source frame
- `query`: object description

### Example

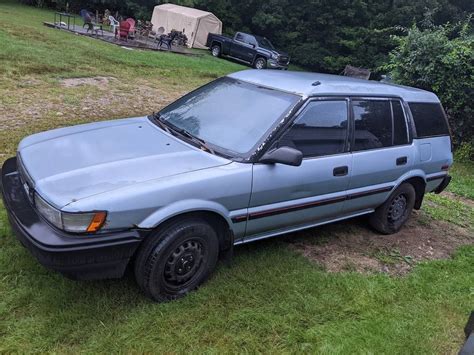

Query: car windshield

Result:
[157,77,300,156]
[255,36,275,50]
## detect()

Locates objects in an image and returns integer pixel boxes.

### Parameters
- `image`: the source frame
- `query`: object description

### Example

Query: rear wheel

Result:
[254,57,267,69]
[211,44,221,57]
[134,218,219,302]
[369,183,416,234]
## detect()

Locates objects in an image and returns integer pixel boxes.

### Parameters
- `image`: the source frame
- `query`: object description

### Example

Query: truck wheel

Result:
[211,44,221,57]
[254,57,267,69]
[134,218,219,302]
[369,183,416,235]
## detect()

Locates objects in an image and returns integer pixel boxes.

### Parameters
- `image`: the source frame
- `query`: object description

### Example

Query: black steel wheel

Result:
[369,183,416,234]
[388,194,408,223]
[163,239,204,288]
[134,218,219,302]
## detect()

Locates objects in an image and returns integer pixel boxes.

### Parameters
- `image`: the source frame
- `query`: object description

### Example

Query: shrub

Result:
[384,18,473,150]
[454,141,474,162]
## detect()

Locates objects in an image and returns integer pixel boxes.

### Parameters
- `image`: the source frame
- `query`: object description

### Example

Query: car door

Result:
[230,33,256,62]
[344,97,414,213]
[245,98,352,241]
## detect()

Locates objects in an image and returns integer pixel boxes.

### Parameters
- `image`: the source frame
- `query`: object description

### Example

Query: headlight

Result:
[62,211,107,233]
[35,194,62,229]
[271,53,279,60]
[35,194,107,233]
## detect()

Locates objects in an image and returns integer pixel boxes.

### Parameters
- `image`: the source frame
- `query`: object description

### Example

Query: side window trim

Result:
[349,96,412,153]
[389,100,395,146]
[276,97,351,160]
[390,98,411,145]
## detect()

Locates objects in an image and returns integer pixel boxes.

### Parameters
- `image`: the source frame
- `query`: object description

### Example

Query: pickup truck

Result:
[206,32,290,70]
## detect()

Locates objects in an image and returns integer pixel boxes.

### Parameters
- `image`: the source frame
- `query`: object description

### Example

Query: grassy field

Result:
[0,1,473,353]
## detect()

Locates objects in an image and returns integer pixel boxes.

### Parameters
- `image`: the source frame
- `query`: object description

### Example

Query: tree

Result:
[385,18,473,147]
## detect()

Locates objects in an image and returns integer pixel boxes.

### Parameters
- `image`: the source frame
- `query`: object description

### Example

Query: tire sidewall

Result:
[138,220,219,302]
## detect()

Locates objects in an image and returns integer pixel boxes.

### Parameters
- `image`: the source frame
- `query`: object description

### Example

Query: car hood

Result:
[18,116,230,208]
[274,50,289,58]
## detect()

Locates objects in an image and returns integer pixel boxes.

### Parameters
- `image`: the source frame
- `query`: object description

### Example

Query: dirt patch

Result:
[60,76,117,88]
[286,210,473,276]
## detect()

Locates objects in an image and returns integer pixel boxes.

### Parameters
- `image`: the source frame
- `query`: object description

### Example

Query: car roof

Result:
[227,70,440,103]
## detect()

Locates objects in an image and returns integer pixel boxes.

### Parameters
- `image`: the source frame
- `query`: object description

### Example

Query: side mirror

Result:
[259,146,303,167]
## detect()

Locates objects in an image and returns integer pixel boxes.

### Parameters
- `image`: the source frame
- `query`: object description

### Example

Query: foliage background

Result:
[18,0,474,148]
[22,0,473,73]
[385,18,473,146]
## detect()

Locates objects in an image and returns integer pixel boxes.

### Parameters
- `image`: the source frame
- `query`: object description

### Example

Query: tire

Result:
[134,218,219,302]
[211,44,221,57]
[369,183,416,235]
[254,57,267,69]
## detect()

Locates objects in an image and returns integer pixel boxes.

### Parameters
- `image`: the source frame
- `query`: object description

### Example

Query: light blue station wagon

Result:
[1,70,452,301]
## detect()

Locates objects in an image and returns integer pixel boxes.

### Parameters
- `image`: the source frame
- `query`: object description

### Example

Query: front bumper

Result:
[1,157,146,280]
[268,58,289,69]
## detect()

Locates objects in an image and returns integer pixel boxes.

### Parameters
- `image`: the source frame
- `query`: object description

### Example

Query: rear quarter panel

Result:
[412,136,453,192]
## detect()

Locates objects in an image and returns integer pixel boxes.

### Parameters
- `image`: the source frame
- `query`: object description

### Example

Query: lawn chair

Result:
[117,20,131,41]
[153,27,172,50]
[125,18,136,39]
[108,15,119,35]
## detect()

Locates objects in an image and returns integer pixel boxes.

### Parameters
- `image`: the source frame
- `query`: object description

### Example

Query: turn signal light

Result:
[87,212,107,233]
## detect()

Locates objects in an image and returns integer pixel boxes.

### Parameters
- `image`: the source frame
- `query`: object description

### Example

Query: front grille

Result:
[279,56,289,64]
[17,154,35,204]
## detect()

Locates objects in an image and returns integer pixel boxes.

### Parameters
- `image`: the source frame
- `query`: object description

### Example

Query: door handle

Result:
[333,166,348,177]
[396,156,408,166]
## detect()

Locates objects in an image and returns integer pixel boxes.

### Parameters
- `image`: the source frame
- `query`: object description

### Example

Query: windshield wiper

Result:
[151,112,170,133]
[152,113,215,155]
[173,127,215,155]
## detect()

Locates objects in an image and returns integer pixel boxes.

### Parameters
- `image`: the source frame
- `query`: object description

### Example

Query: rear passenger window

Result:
[353,100,392,151]
[408,102,449,137]
[278,100,348,157]
[392,100,409,145]
[235,33,245,42]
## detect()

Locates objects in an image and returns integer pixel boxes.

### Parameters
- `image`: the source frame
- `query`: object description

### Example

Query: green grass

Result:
[0,1,473,353]
[424,193,474,229]
[448,161,474,199]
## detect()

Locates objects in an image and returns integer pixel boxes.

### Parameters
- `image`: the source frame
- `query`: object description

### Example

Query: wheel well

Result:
[254,55,267,64]
[154,211,233,253]
[211,41,221,49]
[403,177,426,210]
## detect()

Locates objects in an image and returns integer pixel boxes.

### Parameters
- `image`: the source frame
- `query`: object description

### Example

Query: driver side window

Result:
[277,100,349,158]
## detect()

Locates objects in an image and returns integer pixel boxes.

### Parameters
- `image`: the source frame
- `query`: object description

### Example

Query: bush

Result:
[384,18,474,149]
[454,142,474,162]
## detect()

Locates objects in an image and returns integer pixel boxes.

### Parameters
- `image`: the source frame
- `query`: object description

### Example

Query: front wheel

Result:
[369,183,416,234]
[134,218,219,302]
[254,57,267,69]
